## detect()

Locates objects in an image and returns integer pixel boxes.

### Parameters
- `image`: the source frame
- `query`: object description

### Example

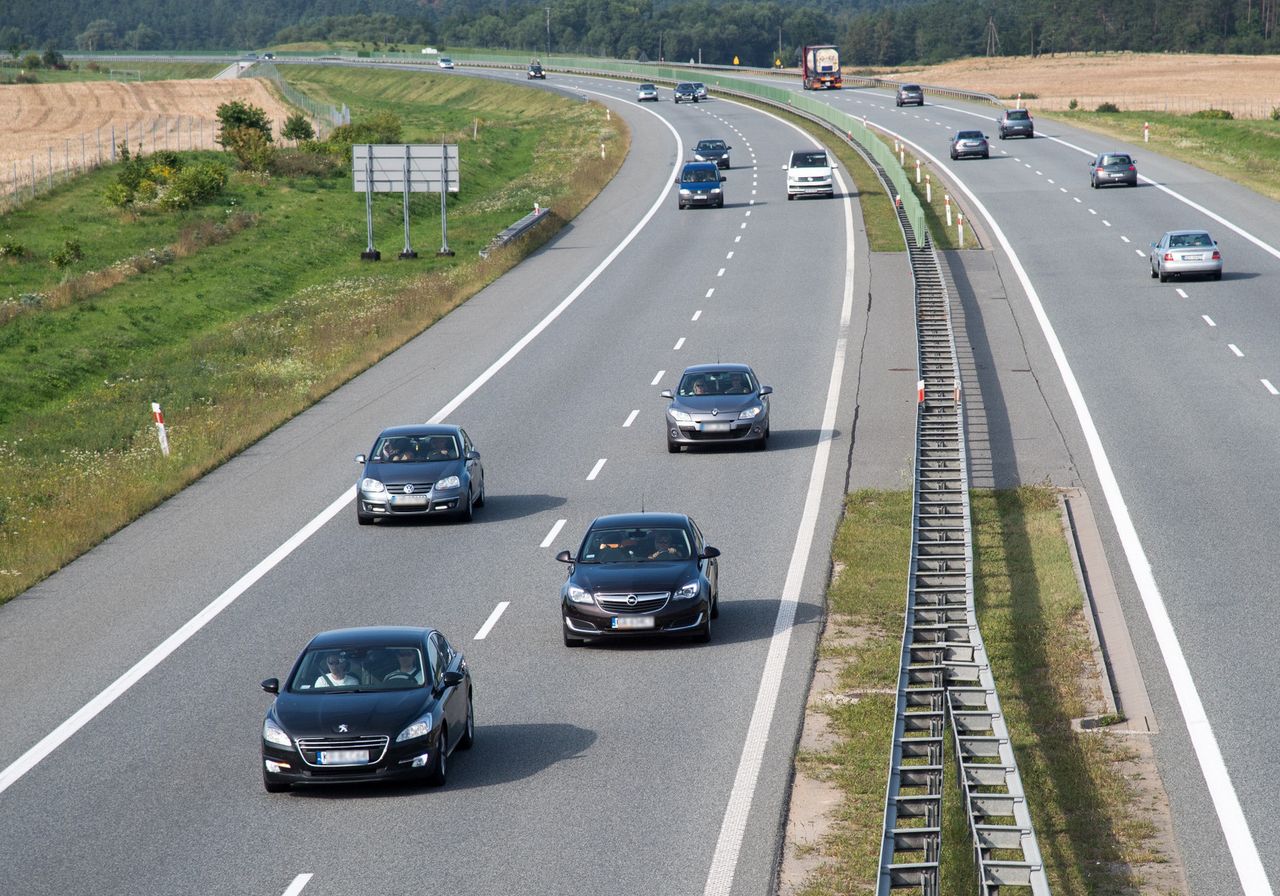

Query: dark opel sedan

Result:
[260,626,474,792]
[355,424,485,524]
[557,512,720,646]
[663,363,771,451]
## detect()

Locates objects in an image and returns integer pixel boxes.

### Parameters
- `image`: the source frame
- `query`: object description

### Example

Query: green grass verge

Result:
[797,487,1165,895]
[0,65,627,601]
[0,62,227,83]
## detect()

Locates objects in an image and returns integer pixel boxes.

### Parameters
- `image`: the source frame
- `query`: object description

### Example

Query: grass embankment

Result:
[0,65,627,602]
[0,62,226,83]
[795,488,1166,894]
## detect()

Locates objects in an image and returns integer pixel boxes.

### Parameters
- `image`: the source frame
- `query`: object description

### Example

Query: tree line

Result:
[3,0,1278,65]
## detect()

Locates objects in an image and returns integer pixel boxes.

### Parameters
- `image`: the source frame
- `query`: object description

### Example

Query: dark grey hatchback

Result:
[1090,152,1137,187]
[662,363,771,451]
[557,512,720,645]
[355,424,485,524]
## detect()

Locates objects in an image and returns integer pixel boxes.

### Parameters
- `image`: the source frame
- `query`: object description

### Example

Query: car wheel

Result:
[1150,262,1158,279]
[563,627,584,647]
[787,193,795,200]
[425,731,447,786]
[457,692,475,750]
[1213,271,1222,281]
[1158,269,1169,283]
[695,608,712,644]
[263,771,290,794]
[474,478,486,508]
[667,439,681,453]
[458,489,474,522]
[357,510,374,526]
[982,152,989,159]
[1090,178,1097,188]
[1028,131,1034,139]
[710,592,720,619]
[716,198,724,208]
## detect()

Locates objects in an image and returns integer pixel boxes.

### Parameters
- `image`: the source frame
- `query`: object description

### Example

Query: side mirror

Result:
[674,177,680,185]
[701,546,721,560]
[830,161,838,168]
[441,669,465,687]
[720,175,727,182]
[555,550,573,563]
[759,385,773,396]
[782,164,790,170]
[466,450,480,460]
[660,389,674,399]
[261,678,280,695]
[355,454,366,464]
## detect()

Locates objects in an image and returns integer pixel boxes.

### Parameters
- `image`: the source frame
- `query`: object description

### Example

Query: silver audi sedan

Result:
[662,364,772,452]
[1150,230,1223,282]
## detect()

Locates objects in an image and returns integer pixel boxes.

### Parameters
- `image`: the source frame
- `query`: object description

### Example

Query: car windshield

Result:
[697,140,726,151]
[289,646,428,693]
[792,152,827,167]
[373,434,459,462]
[678,83,694,91]
[579,527,692,563]
[957,131,984,140]
[683,167,719,183]
[677,370,756,396]
[640,83,655,90]
[1007,110,1030,120]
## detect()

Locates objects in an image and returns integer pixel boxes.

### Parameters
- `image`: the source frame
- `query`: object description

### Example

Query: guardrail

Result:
[479,206,551,258]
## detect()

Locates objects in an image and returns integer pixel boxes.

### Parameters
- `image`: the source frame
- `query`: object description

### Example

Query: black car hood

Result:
[273,689,431,737]
[362,459,459,483]
[571,561,698,593]
[671,394,759,414]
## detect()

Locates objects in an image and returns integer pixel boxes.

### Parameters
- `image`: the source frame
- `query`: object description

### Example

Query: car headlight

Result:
[436,475,461,490]
[668,409,692,422]
[359,478,386,494]
[738,405,763,419]
[694,153,706,160]
[674,581,700,600]
[566,584,593,605]
[397,715,434,742]
[710,188,721,194]
[679,189,691,195]
[263,719,293,748]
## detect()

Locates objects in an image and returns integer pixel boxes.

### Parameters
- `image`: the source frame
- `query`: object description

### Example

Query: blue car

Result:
[676,161,725,209]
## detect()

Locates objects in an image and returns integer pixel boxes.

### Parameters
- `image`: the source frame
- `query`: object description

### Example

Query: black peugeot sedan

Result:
[662,363,772,452]
[260,626,473,792]
[355,423,485,524]
[557,512,720,646]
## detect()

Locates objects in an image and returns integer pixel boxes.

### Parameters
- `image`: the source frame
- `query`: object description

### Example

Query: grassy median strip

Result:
[795,487,1169,895]
[0,66,627,602]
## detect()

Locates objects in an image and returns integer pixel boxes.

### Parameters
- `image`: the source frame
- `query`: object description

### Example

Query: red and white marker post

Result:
[917,379,926,404]
[151,402,170,456]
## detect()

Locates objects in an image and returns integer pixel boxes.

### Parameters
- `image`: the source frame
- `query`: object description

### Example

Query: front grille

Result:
[596,591,669,613]
[295,735,390,768]
[687,427,750,440]
[387,483,433,495]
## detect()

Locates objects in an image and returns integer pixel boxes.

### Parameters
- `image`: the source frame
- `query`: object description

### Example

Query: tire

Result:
[667,439,680,453]
[474,478,485,508]
[1028,131,1034,139]
[263,772,290,794]
[695,608,712,644]
[563,627,584,647]
[1090,178,1097,189]
[950,152,957,160]
[1150,263,1158,279]
[982,152,989,159]
[786,193,794,201]
[1213,271,1222,281]
[357,511,374,526]
[1159,270,1169,283]
[456,693,475,750]
[710,592,720,619]
[457,489,474,522]
[425,731,447,786]
[716,198,724,208]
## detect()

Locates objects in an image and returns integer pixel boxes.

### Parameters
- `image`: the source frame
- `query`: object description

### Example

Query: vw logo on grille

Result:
[337,723,349,733]
[626,594,638,606]
[404,483,415,494]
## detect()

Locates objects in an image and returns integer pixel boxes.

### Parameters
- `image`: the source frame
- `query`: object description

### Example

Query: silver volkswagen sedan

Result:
[662,364,772,451]
[1150,230,1223,282]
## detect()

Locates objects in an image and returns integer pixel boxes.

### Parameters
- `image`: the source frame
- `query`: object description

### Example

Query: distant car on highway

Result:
[437,57,455,69]
[676,161,725,209]
[996,108,1034,139]
[355,424,485,524]
[557,512,720,645]
[1150,230,1223,282]
[1090,151,1137,188]
[693,82,708,99]
[636,82,659,102]
[784,148,836,200]
[673,82,700,103]
[950,130,990,160]
[693,138,732,169]
[260,626,473,792]
[661,363,771,451]
[527,62,545,79]
[895,83,924,106]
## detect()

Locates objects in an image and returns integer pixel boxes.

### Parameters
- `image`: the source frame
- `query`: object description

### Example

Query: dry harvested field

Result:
[0,78,296,193]
[879,52,1280,118]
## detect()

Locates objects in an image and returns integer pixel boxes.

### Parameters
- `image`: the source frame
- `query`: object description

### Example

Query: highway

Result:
[0,70,906,895]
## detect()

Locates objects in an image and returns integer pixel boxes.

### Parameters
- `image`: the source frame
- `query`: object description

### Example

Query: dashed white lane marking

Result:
[1121,236,1131,243]
[1089,208,1097,215]
[474,602,510,640]
[586,459,606,481]
[717,268,726,277]
[1203,315,1216,326]
[1103,220,1112,227]
[1135,249,1146,257]
[1060,187,1068,193]
[1047,178,1055,184]
[1229,344,1244,357]
[749,199,756,205]
[726,251,734,259]
[651,370,665,385]
[740,222,747,229]
[282,875,313,896]
[1176,288,1189,298]
[706,288,715,298]
[734,235,741,242]
[1035,170,1043,176]
[692,310,702,321]
[540,519,567,548]
[673,337,686,350]
[623,409,639,428]
[1264,380,1279,395]
[1074,197,1082,203]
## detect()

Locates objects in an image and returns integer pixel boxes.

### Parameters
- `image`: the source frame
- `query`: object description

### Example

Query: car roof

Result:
[375,423,462,438]
[680,362,753,375]
[1164,229,1212,237]
[306,626,435,649]
[677,82,695,88]
[588,512,692,529]
[682,161,719,171]
[697,138,725,145]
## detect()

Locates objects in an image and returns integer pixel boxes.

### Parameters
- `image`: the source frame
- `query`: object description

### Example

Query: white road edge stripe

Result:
[540,519,567,548]
[474,602,510,640]
[0,90,685,800]
[703,107,856,896]
[875,118,1276,896]
[282,874,313,896]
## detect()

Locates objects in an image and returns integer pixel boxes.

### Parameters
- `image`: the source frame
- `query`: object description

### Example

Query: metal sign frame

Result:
[352,144,460,258]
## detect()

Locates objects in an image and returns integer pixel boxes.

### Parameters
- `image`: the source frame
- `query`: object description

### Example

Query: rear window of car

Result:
[1006,110,1030,120]
[1101,154,1131,166]
[957,131,984,140]
[902,84,921,92]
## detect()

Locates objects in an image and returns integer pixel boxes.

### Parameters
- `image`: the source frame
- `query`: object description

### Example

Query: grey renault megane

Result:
[662,363,772,452]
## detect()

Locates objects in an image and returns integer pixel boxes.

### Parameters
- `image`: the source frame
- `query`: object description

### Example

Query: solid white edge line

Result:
[282,874,313,896]
[586,458,606,481]
[474,601,510,640]
[871,120,1275,896]
[703,108,856,896]
[540,519,567,549]
[0,90,686,800]
[623,409,640,428]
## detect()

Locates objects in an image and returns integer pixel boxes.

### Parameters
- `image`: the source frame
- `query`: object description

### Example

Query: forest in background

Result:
[3,0,1278,66]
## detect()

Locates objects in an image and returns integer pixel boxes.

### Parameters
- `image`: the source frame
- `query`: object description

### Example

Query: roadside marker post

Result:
[1144,121,1150,143]
[151,403,170,457]
[945,193,952,226]
[925,173,932,202]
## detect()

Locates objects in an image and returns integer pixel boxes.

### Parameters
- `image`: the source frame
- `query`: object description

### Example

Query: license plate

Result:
[1182,254,1204,261]
[701,422,731,433]
[393,495,429,506]
[318,749,369,765]
[612,616,655,630]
